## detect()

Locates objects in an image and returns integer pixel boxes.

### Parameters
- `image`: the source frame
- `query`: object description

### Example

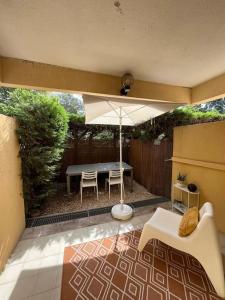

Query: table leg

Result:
[67,175,71,194]
[130,169,133,192]
[172,186,175,211]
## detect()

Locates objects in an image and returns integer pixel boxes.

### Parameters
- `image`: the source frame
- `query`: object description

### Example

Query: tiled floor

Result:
[0,202,224,300]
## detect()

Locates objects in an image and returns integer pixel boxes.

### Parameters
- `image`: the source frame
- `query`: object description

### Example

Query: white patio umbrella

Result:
[83,94,182,220]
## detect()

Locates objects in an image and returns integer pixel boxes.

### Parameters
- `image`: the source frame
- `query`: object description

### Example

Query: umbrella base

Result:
[111,204,133,220]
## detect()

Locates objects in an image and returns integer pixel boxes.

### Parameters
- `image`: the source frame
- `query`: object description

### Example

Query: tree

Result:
[196,98,225,114]
[0,87,14,103]
[0,89,69,214]
[52,92,84,114]
[135,105,225,141]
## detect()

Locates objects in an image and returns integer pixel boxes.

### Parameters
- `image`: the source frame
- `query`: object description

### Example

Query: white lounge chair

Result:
[138,202,225,298]
[80,171,98,204]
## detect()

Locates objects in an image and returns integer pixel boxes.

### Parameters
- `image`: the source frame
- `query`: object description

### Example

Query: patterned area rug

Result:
[61,230,221,300]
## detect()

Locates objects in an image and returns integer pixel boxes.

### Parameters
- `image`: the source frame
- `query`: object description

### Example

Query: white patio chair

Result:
[80,171,98,204]
[138,202,225,298]
[105,169,125,200]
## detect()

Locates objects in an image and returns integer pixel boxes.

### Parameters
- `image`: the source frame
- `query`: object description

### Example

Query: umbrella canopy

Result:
[83,94,183,126]
[83,94,183,219]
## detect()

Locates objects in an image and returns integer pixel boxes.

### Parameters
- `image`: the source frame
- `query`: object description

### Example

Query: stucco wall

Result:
[172,121,225,234]
[0,114,25,271]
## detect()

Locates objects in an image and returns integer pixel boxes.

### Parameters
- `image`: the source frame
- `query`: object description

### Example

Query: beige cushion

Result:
[179,207,199,237]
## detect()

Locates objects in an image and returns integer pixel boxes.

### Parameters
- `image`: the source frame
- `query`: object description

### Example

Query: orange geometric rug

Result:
[61,230,222,300]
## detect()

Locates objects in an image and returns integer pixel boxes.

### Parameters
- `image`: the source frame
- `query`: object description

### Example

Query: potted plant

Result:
[176,173,186,187]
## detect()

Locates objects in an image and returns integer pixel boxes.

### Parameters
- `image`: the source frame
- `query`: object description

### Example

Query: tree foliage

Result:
[68,105,225,142]
[197,98,225,114]
[68,113,132,141]
[52,92,84,114]
[0,89,68,214]
[135,106,225,140]
[0,87,14,103]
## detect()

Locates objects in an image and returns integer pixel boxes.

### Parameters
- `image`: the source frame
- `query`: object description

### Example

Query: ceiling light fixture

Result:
[120,73,134,96]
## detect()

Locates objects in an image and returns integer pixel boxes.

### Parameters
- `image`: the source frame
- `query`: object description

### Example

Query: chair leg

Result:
[109,184,110,200]
[138,225,153,252]
[80,186,82,205]
[96,185,99,200]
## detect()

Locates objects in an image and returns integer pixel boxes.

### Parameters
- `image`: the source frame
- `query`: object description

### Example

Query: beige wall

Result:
[0,115,25,271]
[172,121,225,233]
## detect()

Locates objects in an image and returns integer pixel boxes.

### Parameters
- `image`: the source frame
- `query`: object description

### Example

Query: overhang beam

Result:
[0,57,2,85]
[1,57,190,104]
[192,73,225,104]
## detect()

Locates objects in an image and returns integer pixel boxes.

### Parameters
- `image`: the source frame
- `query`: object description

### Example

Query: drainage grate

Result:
[26,197,169,228]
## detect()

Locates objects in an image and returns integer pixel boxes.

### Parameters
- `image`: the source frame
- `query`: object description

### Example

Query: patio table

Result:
[66,162,133,194]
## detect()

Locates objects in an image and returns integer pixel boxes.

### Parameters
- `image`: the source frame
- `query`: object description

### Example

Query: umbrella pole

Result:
[119,107,123,206]
[110,106,133,220]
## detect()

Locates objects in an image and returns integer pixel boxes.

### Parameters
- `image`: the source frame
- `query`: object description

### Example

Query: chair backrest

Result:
[194,202,216,238]
[184,202,220,260]
[199,201,213,219]
[109,169,123,178]
[81,171,97,181]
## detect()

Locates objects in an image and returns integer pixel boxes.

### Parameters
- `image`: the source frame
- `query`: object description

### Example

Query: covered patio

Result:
[1,1,225,299]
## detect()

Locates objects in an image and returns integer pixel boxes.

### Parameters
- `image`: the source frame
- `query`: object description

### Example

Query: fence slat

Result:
[60,138,172,198]
[60,139,129,178]
[128,139,172,198]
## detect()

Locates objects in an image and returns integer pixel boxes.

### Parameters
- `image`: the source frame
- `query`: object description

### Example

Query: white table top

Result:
[66,162,133,176]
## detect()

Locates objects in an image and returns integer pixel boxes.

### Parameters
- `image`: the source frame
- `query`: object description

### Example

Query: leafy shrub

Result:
[68,112,85,124]
[136,105,225,141]
[67,103,225,142]
[0,89,68,214]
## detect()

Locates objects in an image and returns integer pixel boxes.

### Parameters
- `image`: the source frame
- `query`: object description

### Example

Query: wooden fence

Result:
[128,139,173,198]
[60,138,172,198]
[60,139,129,178]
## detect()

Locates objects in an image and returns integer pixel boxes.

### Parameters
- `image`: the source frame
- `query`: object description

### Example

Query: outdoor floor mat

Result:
[61,229,221,299]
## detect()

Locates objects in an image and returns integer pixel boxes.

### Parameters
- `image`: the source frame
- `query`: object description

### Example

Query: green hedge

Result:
[132,106,225,141]
[68,105,225,142]
[0,89,68,214]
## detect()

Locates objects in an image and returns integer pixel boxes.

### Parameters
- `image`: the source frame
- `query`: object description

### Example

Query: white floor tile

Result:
[13,239,34,254]
[39,254,61,270]
[138,213,153,223]
[51,287,61,300]
[26,287,60,300]
[34,269,58,294]
[0,263,23,284]
[0,281,16,300]
[9,275,38,300]
[21,260,41,279]
[25,290,53,300]
[6,250,27,266]
[55,265,63,287]
[23,247,45,262]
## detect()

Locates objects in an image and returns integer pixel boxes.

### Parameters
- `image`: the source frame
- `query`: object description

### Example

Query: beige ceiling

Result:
[1,0,225,88]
